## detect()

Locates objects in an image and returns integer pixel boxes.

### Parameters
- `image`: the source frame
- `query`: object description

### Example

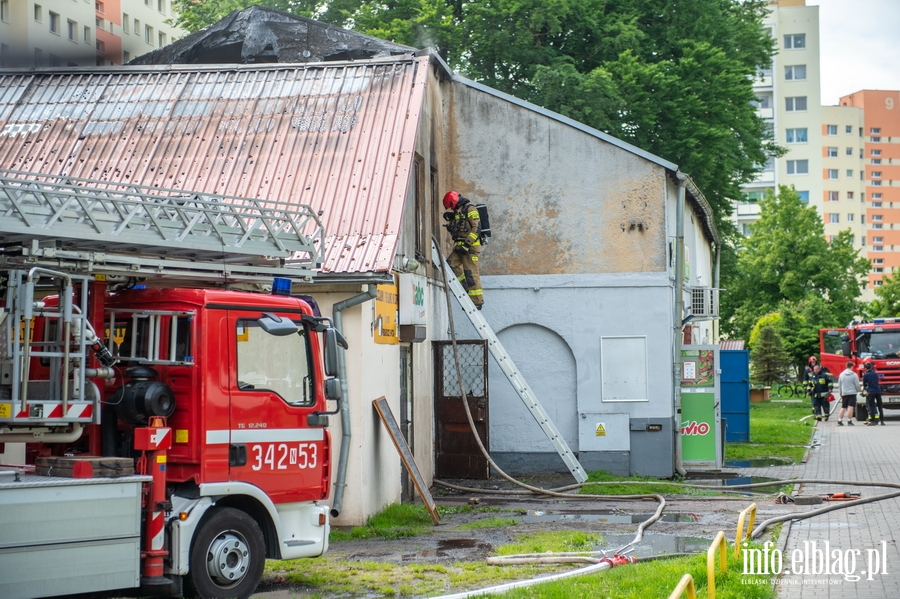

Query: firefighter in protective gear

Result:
[442,191,484,309]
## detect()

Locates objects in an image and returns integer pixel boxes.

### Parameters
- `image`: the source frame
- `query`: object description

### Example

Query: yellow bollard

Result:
[706,531,727,599]
[734,503,757,558]
[668,573,697,599]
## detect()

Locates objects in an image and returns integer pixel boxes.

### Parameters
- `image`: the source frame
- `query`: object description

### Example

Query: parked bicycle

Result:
[775,378,806,398]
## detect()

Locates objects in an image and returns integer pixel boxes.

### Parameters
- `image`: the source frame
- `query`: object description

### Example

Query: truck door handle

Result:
[229,444,247,467]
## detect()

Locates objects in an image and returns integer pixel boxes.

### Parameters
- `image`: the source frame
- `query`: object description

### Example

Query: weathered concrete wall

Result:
[445,82,668,276]
[447,272,677,478]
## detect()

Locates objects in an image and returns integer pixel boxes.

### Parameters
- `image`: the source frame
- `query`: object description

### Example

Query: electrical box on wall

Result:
[578,412,630,451]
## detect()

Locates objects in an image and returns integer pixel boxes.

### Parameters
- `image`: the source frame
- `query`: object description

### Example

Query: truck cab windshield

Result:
[858,330,900,359]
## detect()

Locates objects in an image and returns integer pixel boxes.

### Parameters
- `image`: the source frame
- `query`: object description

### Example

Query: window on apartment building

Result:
[145,25,153,45]
[786,97,808,112]
[787,159,809,174]
[96,39,105,53]
[67,20,77,41]
[786,128,808,143]
[874,247,884,253]
[34,4,42,22]
[874,237,884,243]
[872,180,883,186]
[753,95,772,109]
[763,157,775,172]
[123,14,129,33]
[49,11,59,33]
[829,214,840,224]
[875,268,884,273]
[96,1,104,13]
[872,136,881,142]
[862,236,866,246]
[134,19,140,35]
[827,169,838,179]
[158,32,167,47]
[876,280,885,287]
[827,191,839,202]
[846,147,853,156]
[0,1,8,23]
[847,214,854,222]
[872,149,882,156]
[158,0,165,13]
[84,26,90,43]
[784,33,806,49]
[862,215,866,224]
[873,159,882,164]
[785,65,807,80]
[871,128,881,134]
[873,193,883,199]
[873,215,883,221]
[144,0,150,5]
[873,171,882,178]
[124,51,130,62]
[873,224,883,229]
[874,258,884,265]
[798,191,810,202]
[95,18,104,31]
[847,169,854,178]
[827,147,838,157]
[847,192,854,200]
[826,125,837,135]
[846,125,853,133]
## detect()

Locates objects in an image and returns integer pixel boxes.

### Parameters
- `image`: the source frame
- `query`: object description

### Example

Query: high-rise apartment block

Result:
[738,0,823,235]
[839,90,900,292]
[0,0,184,67]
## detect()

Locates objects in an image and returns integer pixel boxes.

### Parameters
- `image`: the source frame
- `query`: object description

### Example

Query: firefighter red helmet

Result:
[808,356,818,364]
[443,191,461,210]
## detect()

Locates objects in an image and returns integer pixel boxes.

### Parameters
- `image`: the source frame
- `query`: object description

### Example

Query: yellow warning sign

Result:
[595,423,606,437]
[175,429,189,443]
[0,404,11,418]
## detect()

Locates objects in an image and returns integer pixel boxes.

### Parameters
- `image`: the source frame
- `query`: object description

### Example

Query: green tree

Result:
[723,186,870,372]
[869,274,900,317]
[750,323,789,386]
[169,0,778,226]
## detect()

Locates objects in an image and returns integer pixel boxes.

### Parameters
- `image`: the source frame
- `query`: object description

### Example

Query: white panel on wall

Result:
[600,336,649,402]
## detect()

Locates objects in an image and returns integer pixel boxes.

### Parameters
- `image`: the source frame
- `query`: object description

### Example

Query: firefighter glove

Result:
[454,245,470,255]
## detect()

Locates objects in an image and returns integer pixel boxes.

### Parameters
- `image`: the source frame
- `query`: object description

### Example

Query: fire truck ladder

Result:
[0,169,325,283]
[434,241,588,483]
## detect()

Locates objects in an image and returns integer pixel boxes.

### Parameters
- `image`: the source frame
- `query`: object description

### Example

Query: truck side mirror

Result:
[324,377,342,401]
[323,327,346,377]
[257,313,299,336]
[841,338,851,357]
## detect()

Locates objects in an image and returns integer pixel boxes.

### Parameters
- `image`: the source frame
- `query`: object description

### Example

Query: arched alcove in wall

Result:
[489,323,577,453]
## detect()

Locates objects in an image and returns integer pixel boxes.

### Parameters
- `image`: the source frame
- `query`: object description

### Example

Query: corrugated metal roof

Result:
[0,57,428,274]
[719,340,746,350]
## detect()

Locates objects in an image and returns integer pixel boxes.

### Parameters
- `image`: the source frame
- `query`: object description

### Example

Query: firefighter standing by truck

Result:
[862,359,885,425]
[808,363,834,421]
[443,190,485,309]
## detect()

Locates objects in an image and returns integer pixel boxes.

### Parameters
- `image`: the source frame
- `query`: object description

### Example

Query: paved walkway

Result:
[739,409,900,598]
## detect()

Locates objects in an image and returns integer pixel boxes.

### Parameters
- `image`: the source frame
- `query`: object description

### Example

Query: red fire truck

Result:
[820,318,900,417]
[0,172,344,599]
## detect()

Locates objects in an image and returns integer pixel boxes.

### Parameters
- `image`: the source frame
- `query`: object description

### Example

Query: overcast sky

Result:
[808,0,900,105]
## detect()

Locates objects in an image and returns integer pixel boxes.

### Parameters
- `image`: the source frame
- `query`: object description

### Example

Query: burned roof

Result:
[129,5,417,66]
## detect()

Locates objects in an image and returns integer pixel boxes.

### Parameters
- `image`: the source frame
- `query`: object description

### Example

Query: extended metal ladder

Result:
[434,241,587,483]
[0,169,325,283]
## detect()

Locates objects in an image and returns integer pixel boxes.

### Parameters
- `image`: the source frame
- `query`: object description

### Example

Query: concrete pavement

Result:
[739,407,900,598]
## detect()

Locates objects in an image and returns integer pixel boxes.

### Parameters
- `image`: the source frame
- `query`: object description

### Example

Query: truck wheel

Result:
[186,507,265,599]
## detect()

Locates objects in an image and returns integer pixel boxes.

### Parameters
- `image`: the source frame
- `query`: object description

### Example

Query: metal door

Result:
[434,340,489,479]
[720,350,750,443]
